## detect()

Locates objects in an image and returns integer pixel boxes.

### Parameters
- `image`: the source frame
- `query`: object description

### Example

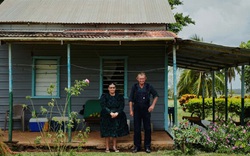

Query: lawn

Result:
[168,99,241,122]
[168,99,191,122]
[14,150,249,156]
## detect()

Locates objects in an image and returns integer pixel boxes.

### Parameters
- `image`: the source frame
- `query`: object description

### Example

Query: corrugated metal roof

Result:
[169,39,250,71]
[0,0,176,24]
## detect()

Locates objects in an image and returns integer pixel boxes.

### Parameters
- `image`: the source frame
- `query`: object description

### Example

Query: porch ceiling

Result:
[171,39,250,72]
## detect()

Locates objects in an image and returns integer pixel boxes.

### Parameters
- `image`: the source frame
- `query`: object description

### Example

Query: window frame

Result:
[100,56,128,98]
[32,56,60,98]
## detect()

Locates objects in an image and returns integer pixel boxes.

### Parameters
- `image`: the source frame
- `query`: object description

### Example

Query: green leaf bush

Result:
[173,118,250,154]
[200,118,250,153]
[179,94,250,120]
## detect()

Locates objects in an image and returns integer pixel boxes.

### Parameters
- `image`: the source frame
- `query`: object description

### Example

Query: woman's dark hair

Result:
[108,82,117,87]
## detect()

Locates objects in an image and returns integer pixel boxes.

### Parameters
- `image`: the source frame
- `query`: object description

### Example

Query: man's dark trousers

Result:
[133,106,151,149]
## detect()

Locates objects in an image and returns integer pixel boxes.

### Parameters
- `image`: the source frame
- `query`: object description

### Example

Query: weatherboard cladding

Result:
[0,44,166,130]
[0,0,176,24]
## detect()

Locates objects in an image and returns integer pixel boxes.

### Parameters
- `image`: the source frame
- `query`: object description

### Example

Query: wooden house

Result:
[0,0,177,131]
[1,0,250,135]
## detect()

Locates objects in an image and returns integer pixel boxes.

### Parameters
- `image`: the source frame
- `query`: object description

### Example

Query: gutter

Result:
[0,37,176,42]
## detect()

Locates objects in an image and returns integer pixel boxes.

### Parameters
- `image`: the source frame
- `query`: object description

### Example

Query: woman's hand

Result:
[110,112,118,118]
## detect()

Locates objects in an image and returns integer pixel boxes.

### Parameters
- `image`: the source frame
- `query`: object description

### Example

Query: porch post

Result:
[240,65,245,125]
[8,43,13,142]
[164,46,169,130]
[224,68,228,121]
[173,45,178,126]
[202,72,205,120]
[212,71,215,122]
[67,44,72,142]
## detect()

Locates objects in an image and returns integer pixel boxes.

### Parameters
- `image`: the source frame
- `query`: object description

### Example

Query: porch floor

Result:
[2,130,174,152]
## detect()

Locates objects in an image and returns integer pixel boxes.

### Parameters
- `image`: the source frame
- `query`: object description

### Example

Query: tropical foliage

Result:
[167,0,195,34]
[173,118,250,154]
[240,40,250,93]
[177,35,242,98]
[201,119,250,153]
[177,69,225,97]
[172,120,201,155]
[179,94,250,120]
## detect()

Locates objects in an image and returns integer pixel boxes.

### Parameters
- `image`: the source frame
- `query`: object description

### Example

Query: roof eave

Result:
[0,37,176,42]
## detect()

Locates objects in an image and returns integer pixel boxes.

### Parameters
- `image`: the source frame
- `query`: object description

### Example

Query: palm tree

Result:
[190,34,203,41]
[177,34,225,97]
[227,67,240,96]
[177,69,224,97]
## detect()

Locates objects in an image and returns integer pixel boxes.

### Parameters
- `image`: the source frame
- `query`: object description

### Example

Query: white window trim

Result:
[32,56,60,98]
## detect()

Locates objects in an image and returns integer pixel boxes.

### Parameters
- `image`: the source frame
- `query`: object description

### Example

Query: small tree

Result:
[24,79,90,156]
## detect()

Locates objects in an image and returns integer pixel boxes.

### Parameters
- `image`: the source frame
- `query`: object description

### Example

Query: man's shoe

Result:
[145,148,151,153]
[132,147,140,153]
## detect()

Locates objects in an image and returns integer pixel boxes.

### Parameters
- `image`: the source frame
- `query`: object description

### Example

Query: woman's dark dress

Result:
[100,93,129,138]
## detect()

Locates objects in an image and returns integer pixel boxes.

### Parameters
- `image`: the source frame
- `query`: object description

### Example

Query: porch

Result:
[2,130,174,152]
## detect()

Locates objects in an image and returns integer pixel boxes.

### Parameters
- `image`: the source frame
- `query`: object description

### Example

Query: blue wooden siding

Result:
[0,44,167,130]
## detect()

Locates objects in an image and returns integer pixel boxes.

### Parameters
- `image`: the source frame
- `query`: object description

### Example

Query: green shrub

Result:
[179,94,250,119]
[173,118,250,154]
[172,119,202,155]
[200,118,250,154]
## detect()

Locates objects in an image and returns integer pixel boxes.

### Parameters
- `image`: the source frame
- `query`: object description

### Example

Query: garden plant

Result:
[179,94,250,121]
[173,118,250,154]
[23,79,91,156]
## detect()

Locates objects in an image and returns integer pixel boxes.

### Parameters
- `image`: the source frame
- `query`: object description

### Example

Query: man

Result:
[129,72,159,153]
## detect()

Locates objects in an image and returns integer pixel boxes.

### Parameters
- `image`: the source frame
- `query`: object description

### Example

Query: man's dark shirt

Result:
[129,83,159,108]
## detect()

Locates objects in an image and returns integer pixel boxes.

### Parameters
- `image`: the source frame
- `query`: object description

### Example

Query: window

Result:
[32,57,60,98]
[100,57,127,97]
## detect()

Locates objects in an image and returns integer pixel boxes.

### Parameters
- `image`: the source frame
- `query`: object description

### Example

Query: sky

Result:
[173,0,250,47]
[173,0,250,89]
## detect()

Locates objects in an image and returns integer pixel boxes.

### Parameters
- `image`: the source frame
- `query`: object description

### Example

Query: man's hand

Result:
[148,105,154,112]
[130,110,134,117]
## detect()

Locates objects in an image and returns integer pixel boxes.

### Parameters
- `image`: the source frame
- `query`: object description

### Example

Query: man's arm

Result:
[129,85,135,117]
[148,97,158,112]
[129,101,134,116]
[148,85,159,112]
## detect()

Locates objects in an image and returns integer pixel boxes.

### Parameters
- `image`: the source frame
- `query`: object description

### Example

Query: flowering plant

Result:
[201,118,250,153]
[173,117,250,154]
[24,79,90,156]
[172,119,202,154]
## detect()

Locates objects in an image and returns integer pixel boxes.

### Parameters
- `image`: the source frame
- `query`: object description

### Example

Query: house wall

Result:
[0,44,168,130]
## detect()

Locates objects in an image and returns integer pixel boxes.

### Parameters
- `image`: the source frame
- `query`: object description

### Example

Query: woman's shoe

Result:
[113,146,119,152]
[105,149,110,153]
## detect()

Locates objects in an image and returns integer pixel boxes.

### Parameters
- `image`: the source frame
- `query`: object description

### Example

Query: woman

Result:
[100,82,129,153]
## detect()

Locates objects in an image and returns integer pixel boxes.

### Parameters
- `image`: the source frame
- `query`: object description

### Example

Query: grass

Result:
[168,99,241,122]
[14,150,250,156]
[168,99,191,122]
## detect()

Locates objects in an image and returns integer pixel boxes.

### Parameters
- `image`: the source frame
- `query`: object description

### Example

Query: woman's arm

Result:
[116,95,125,114]
[100,94,111,115]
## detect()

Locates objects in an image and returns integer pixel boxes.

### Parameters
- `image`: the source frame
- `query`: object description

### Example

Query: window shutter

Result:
[35,59,58,96]
[102,59,124,95]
